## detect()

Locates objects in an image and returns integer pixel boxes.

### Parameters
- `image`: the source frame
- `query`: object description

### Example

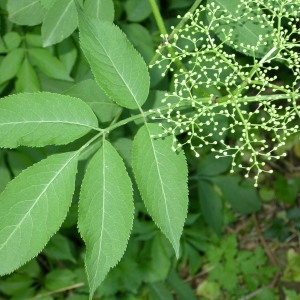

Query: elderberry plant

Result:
[150,0,300,185]
[0,0,299,298]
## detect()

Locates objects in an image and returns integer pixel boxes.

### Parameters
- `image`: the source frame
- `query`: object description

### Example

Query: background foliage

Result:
[0,0,299,299]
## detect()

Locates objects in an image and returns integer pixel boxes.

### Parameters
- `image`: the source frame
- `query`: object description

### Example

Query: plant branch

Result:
[252,214,278,267]
[148,0,168,36]
[104,92,300,133]
[149,0,203,66]
[29,282,85,299]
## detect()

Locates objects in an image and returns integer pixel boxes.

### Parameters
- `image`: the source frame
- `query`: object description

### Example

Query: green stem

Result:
[78,91,299,154]
[148,0,168,36]
[104,93,300,133]
[149,0,209,98]
[149,0,203,66]
[168,0,204,41]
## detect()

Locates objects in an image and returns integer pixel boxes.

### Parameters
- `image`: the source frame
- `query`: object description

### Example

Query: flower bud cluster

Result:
[149,0,300,185]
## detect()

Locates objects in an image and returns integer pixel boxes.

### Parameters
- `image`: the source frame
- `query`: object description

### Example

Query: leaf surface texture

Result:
[0,151,79,275]
[132,124,188,256]
[79,16,150,109]
[0,92,98,148]
[78,140,134,297]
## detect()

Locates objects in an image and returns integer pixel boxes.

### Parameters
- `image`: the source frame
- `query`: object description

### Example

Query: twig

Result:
[184,266,215,283]
[252,213,278,266]
[29,282,85,299]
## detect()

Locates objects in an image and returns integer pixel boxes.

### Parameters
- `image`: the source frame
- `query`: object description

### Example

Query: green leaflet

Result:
[64,79,121,124]
[0,48,24,85]
[124,0,152,22]
[2,32,22,52]
[0,92,99,148]
[149,282,173,300]
[79,15,150,109]
[42,0,78,47]
[57,38,78,74]
[7,0,45,26]
[132,124,188,256]
[213,176,262,214]
[198,180,223,235]
[28,48,73,81]
[78,140,134,298]
[16,58,40,92]
[0,151,79,275]
[40,0,55,10]
[0,153,11,193]
[84,0,114,21]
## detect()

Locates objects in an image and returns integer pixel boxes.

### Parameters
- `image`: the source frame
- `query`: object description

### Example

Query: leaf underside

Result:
[132,124,189,256]
[0,151,79,275]
[79,15,150,109]
[0,92,99,148]
[78,140,134,297]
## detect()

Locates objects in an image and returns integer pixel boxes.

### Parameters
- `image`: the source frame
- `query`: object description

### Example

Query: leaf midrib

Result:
[44,0,74,46]
[90,144,106,291]
[10,0,40,18]
[0,120,97,130]
[146,125,176,247]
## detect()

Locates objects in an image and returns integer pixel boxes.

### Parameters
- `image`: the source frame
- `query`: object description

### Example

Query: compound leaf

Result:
[78,139,134,297]
[79,15,150,109]
[132,124,188,256]
[42,0,78,47]
[0,151,79,275]
[0,92,98,148]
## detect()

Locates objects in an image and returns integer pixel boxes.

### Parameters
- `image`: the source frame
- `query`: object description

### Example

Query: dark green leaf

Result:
[0,152,11,193]
[43,233,76,263]
[125,0,151,22]
[167,269,197,300]
[0,273,34,296]
[63,79,121,124]
[28,48,73,81]
[121,23,154,63]
[57,38,78,74]
[197,153,231,177]
[208,0,274,57]
[142,233,172,282]
[275,176,300,204]
[149,282,173,300]
[198,180,223,235]
[44,269,75,291]
[213,176,261,214]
